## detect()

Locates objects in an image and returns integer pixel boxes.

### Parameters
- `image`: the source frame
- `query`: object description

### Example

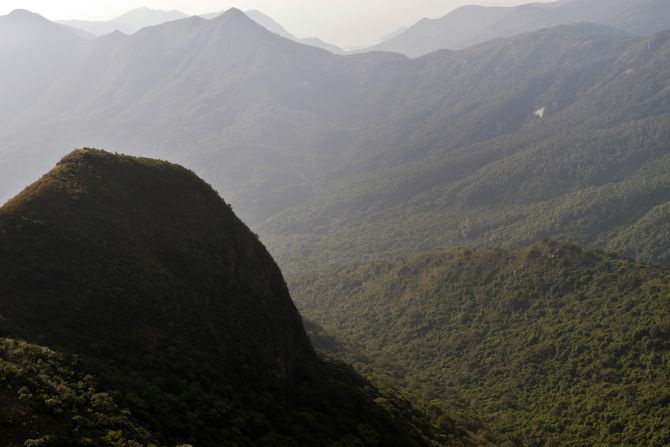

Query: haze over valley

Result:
[0,1,668,446]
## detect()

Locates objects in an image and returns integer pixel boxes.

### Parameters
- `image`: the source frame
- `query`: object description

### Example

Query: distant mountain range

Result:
[58,7,188,36]
[205,9,343,54]
[0,4,668,272]
[53,0,670,58]
[370,0,670,56]
[1,3,669,444]
[57,7,343,53]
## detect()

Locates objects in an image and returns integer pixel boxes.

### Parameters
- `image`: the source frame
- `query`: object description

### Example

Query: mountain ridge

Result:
[57,7,189,37]
[0,15,668,270]
[56,7,344,53]
[369,0,670,57]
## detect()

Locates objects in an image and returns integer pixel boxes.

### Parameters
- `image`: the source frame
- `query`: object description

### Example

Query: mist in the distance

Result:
[0,0,556,47]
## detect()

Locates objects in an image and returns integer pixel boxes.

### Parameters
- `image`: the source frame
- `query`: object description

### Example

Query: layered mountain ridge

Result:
[0,6,668,271]
[370,0,670,56]
[0,1,668,445]
[56,7,342,53]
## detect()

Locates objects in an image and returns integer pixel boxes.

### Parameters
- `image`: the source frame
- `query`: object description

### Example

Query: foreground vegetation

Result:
[1,335,470,447]
[0,338,155,447]
[291,240,670,447]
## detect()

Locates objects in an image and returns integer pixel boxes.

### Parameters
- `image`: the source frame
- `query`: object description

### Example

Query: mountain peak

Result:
[1,148,315,378]
[4,9,50,23]
[1,8,82,41]
[205,7,272,36]
[0,148,448,445]
[215,7,254,23]
[225,7,246,16]
[8,9,38,17]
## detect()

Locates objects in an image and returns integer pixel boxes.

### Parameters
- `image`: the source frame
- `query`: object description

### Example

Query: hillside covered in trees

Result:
[0,149,487,447]
[290,240,670,447]
[261,26,670,271]
[0,3,669,445]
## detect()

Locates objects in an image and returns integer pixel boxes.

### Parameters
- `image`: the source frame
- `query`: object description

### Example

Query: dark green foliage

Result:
[0,149,459,447]
[290,240,670,447]
[0,338,154,447]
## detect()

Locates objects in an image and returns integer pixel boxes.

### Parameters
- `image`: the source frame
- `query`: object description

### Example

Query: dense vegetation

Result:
[0,338,154,447]
[0,334,460,447]
[1,7,669,446]
[0,149,481,447]
[262,26,670,271]
[290,240,670,447]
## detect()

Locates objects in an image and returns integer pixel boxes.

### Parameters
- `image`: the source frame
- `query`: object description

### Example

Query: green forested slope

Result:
[262,26,670,270]
[290,240,670,447]
[0,149,476,447]
[0,338,155,447]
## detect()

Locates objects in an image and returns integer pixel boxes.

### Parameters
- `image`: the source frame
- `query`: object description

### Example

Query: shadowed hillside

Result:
[0,149,478,447]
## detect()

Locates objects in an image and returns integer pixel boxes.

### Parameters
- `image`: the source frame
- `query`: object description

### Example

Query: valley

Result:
[0,0,668,445]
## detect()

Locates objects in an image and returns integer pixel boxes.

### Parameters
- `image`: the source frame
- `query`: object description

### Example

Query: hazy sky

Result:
[0,0,554,47]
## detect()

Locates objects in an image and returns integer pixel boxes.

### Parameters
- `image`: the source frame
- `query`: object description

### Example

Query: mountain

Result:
[299,36,344,54]
[0,8,355,217]
[58,7,188,36]
[59,7,343,53]
[0,10,84,122]
[0,11,668,270]
[289,240,670,447]
[242,9,343,53]
[111,7,188,31]
[56,18,121,36]
[259,24,670,270]
[370,0,670,57]
[203,9,343,53]
[380,26,410,43]
[244,9,294,39]
[0,148,461,446]
[368,5,509,56]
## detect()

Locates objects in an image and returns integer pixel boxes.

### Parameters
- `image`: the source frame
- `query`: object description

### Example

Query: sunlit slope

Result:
[290,240,670,446]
